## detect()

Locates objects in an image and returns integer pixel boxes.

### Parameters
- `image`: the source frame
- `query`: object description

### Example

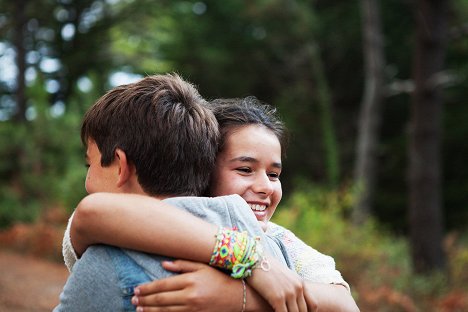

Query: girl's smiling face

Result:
[209,124,282,230]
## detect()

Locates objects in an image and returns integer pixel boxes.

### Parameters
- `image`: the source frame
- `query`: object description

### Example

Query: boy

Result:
[54,74,306,312]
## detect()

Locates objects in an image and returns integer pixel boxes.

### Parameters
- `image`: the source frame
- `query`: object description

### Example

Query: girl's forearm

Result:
[303,282,360,312]
[70,193,218,261]
[245,284,274,312]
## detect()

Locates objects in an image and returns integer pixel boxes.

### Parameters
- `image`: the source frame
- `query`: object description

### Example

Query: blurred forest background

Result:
[0,0,467,310]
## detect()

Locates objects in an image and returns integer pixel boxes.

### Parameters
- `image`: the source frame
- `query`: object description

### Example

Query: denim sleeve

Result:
[53,245,123,312]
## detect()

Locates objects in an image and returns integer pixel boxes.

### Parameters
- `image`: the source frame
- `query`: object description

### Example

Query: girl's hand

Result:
[132,260,244,312]
[246,256,308,312]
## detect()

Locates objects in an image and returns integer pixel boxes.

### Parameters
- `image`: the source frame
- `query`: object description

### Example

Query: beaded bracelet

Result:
[209,227,266,279]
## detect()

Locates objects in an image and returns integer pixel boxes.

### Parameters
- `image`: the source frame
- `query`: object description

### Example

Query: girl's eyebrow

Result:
[271,162,282,169]
[230,156,282,169]
[230,156,257,163]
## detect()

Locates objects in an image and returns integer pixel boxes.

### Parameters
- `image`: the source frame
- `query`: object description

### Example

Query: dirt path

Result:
[0,250,69,312]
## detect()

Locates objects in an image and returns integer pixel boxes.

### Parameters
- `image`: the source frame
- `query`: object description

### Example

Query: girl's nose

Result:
[252,173,273,195]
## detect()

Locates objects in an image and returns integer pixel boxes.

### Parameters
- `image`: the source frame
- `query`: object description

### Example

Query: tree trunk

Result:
[12,0,28,122]
[353,0,385,224]
[408,0,448,274]
[309,43,340,188]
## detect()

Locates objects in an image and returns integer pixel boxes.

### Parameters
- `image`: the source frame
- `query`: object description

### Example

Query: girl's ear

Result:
[115,148,132,188]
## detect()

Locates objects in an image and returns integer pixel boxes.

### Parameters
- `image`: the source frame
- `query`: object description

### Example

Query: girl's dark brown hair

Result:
[210,96,288,157]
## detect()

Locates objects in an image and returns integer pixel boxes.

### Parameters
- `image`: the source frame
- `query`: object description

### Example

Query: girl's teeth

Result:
[249,204,266,211]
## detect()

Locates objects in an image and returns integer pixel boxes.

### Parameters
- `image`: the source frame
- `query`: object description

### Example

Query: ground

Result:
[0,250,68,312]
[0,211,70,312]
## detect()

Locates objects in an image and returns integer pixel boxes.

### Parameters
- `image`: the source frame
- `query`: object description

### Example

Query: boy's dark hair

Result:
[210,96,288,156]
[81,73,219,196]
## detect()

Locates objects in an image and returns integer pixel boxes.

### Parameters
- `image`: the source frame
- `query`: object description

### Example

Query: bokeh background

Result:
[0,0,467,311]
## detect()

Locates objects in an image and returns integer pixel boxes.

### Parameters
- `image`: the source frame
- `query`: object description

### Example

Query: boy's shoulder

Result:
[162,194,253,227]
[164,194,248,210]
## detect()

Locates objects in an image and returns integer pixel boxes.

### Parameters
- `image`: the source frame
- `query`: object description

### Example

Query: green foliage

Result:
[0,0,467,241]
[0,188,41,227]
[273,185,468,309]
[0,80,86,228]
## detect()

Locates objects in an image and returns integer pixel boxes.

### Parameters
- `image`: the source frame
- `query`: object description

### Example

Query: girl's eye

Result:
[268,172,280,180]
[236,167,252,174]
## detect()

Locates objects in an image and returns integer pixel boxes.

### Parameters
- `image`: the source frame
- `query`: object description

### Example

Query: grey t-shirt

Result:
[54,195,288,312]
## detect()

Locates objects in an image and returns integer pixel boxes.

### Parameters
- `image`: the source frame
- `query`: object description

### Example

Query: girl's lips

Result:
[253,210,267,220]
[248,203,268,221]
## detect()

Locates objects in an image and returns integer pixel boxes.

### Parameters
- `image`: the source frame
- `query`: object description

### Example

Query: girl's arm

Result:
[70,192,217,262]
[133,261,359,312]
[303,282,360,312]
[132,260,274,312]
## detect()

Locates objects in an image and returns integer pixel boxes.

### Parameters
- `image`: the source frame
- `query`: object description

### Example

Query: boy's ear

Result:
[115,148,133,188]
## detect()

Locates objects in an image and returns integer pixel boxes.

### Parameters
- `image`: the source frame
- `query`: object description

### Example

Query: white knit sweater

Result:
[267,222,349,291]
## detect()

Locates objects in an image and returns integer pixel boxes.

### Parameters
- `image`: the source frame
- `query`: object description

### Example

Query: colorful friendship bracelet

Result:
[209,227,266,279]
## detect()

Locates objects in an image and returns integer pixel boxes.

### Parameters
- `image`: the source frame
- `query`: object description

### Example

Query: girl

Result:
[65,97,358,311]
